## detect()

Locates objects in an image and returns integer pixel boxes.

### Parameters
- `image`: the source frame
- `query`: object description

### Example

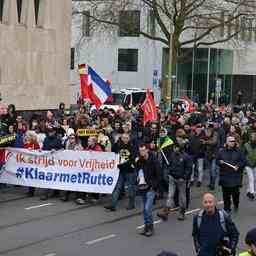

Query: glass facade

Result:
[175,48,234,104]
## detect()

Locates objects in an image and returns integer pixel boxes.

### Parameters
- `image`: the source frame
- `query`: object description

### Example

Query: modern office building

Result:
[71,0,256,104]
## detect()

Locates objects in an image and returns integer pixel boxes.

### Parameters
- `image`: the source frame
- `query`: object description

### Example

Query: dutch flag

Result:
[79,64,112,109]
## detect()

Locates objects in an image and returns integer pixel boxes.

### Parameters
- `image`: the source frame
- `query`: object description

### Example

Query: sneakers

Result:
[104,205,116,211]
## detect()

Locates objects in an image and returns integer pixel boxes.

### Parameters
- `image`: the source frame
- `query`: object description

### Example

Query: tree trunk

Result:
[164,34,179,106]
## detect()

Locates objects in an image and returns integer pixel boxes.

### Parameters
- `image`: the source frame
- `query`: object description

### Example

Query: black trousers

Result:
[222,186,240,212]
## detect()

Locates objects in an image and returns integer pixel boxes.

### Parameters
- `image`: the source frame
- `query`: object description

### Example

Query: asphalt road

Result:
[0,181,255,256]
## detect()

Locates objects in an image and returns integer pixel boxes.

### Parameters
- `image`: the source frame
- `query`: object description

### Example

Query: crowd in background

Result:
[0,100,256,203]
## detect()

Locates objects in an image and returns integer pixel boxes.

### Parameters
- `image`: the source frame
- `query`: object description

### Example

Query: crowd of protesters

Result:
[1,101,256,205]
[1,98,256,253]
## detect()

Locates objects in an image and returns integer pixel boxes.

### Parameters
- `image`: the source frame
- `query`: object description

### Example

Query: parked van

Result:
[92,88,153,111]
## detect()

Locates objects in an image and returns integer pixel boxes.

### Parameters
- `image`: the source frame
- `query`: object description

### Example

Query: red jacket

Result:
[85,144,103,152]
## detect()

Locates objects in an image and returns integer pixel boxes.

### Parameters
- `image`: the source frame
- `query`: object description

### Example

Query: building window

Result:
[82,11,90,37]
[240,17,246,41]
[234,18,239,40]
[147,10,156,36]
[17,0,22,23]
[118,49,138,72]
[119,11,140,37]
[227,15,232,38]
[34,0,40,25]
[219,11,225,37]
[71,48,75,70]
[0,0,4,22]
[248,19,253,42]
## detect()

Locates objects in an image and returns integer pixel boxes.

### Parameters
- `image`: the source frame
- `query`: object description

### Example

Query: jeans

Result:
[191,158,204,182]
[209,159,219,188]
[245,166,256,194]
[111,172,136,208]
[142,190,156,225]
[166,175,186,211]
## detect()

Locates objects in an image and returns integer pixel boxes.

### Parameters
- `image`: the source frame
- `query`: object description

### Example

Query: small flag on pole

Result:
[141,89,157,124]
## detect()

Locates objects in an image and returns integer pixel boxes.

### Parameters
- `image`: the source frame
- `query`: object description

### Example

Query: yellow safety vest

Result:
[239,252,251,256]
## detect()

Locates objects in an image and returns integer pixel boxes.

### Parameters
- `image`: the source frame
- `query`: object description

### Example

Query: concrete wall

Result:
[0,0,72,110]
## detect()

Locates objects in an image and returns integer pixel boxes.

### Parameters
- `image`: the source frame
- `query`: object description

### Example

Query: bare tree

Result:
[72,0,256,103]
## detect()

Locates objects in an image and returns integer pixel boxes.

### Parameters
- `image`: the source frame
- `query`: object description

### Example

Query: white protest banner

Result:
[0,148,119,194]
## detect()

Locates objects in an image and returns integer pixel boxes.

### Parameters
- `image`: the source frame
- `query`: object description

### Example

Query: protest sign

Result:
[0,148,119,194]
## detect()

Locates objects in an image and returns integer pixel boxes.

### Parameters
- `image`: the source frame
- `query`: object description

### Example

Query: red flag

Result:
[142,89,157,124]
[78,64,92,101]
[181,96,196,113]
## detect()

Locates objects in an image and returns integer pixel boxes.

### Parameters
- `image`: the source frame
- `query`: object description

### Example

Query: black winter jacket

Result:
[169,151,193,180]
[112,140,135,174]
[136,152,161,191]
[43,135,63,151]
[216,147,246,187]
[188,134,205,159]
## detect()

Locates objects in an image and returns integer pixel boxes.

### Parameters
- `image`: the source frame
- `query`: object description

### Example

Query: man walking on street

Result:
[192,193,239,256]
[136,143,161,237]
[104,133,136,211]
[217,136,246,213]
[157,140,192,221]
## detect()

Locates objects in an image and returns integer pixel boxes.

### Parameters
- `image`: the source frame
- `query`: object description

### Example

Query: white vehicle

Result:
[91,88,152,112]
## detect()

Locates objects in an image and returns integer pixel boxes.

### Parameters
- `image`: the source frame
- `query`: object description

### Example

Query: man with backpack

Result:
[192,193,239,256]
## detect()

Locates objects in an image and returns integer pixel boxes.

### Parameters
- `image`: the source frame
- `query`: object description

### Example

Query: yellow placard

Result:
[76,129,98,137]
[0,135,16,146]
